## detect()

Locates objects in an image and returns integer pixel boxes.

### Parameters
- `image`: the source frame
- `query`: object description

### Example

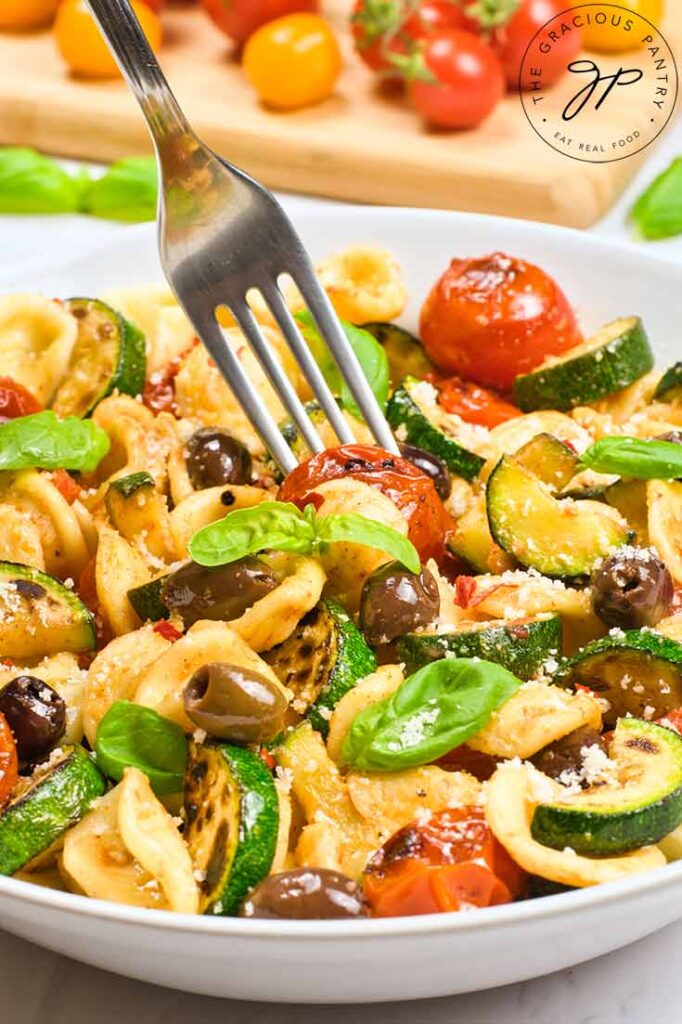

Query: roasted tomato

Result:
[490,0,583,90]
[200,0,318,46]
[364,806,526,916]
[420,252,583,391]
[435,375,521,428]
[351,0,469,74]
[243,13,341,111]
[278,443,451,562]
[52,469,81,505]
[0,377,42,423]
[0,712,18,808]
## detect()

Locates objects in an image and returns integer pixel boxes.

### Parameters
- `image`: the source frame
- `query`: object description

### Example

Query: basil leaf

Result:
[579,436,682,480]
[342,658,521,771]
[95,701,187,795]
[316,513,420,573]
[631,157,682,241]
[0,147,87,214]
[296,310,390,418]
[188,500,314,566]
[0,411,110,471]
[82,157,158,222]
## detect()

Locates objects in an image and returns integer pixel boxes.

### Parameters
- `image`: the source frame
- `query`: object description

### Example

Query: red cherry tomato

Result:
[0,712,19,808]
[409,30,505,129]
[364,806,526,917]
[278,443,451,562]
[352,0,468,74]
[490,0,583,90]
[52,468,81,505]
[199,0,318,46]
[0,377,42,423]
[420,252,583,391]
[435,376,521,428]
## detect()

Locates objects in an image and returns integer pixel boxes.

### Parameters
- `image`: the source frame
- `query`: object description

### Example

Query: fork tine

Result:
[260,280,356,446]
[228,298,326,455]
[187,310,299,474]
[292,266,400,455]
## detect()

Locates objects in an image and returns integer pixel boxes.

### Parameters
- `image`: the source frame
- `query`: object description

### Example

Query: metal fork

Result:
[86,0,399,472]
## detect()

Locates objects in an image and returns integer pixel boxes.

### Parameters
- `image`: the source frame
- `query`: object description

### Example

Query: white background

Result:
[0,127,681,1022]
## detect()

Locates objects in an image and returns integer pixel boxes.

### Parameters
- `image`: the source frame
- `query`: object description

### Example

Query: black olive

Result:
[240,868,368,920]
[591,546,674,629]
[160,557,278,628]
[359,560,440,646]
[398,443,451,500]
[186,428,252,489]
[0,676,66,762]
[532,726,606,781]
[183,662,287,743]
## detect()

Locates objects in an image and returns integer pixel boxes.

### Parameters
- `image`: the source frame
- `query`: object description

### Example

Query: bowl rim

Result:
[0,204,680,941]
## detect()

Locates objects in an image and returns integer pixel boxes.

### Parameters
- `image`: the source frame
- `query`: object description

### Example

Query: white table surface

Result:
[1,130,682,1022]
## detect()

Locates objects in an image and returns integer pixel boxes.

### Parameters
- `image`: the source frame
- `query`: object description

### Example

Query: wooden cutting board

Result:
[0,2,679,227]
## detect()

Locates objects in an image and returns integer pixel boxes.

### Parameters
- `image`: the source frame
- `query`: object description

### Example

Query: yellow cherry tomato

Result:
[0,0,60,31]
[583,0,664,53]
[243,13,341,112]
[55,0,162,79]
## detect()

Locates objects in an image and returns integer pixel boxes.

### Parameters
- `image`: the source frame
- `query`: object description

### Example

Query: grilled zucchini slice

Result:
[183,741,278,916]
[513,318,653,412]
[360,322,435,385]
[531,718,682,855]
[514,433,578,493]
[0,561,95,659]
[51,298,146,418]
[263,599,376,735]
[127,576,169,622]
[654,362,682,401]
[0,745,105,875]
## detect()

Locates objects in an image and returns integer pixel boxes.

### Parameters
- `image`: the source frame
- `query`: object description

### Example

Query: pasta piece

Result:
[88,396,177,502]
[272,777,294,873]
[101,284,178,354]
[327,665,404,763]
[0,504,45,570]
[468,681,602,759]
[83,625,173,746]
[95,525,150,637]
[347,766,480,830]
[315,246,407,324]
[134,620,288,731]
[296,821,345,874]
[0,293,77,403]
[230,555,326,652]
[656,613,682,643]
[485,761,666,887]
[167,424,195,507]
[169,483,270,557]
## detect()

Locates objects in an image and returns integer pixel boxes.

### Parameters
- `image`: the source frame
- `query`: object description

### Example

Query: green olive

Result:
[183,662,287,743]
[160,557,278,628]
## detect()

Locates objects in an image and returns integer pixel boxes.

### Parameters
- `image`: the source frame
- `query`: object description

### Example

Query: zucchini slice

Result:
[486,455,630,577]
[531,718,682,855]
[555,630,682,727]
[397,614,562,681]
[360,322,435,385]
[654,362,682,401]
[0,745,105,875]
[51,298,146,418]
[263,599,376,735]
[127,576,169,622]
[105,472,176,562]
[604,478,649,544]
[183,741,278,916]
[386,377,485,481]
[514,433,578,493]
[513,318,654,412]
[447,493,516,574]
[0,561,95,659]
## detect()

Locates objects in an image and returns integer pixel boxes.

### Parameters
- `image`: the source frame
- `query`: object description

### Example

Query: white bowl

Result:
[0,206,681,1003]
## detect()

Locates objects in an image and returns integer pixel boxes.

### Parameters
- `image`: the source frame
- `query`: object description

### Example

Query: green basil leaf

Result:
[316,513,420,573]
[296,310,390,418]
[82,157,158,223]
[188,500,314,566]
[342,658,521,771]
[631,157,682,241]
[0,147,87,214]
[95,701,188,795]
[579,436,682,480]
[0,411,110,471]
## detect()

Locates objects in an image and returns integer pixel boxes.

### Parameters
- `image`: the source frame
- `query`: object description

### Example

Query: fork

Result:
[86,0,399,473]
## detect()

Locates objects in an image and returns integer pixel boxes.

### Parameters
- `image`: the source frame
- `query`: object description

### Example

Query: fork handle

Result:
[86,0,191,145]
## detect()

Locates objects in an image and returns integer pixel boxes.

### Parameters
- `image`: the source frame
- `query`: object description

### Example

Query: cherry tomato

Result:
[243,13,341,111]
[420,252,583,391]
[200,0,317,46]
[55,0,162,79]
[582,0,661,53]
[0,0,60,30]
[490,0,583,90]
[364,806,526,916]
[351,0,468,74]
[278,443,451,562]
[409,30,505,130]
[435,376,521,428]
[0,377,42,423]
[52,469,81,505]
[0,712,18,809]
